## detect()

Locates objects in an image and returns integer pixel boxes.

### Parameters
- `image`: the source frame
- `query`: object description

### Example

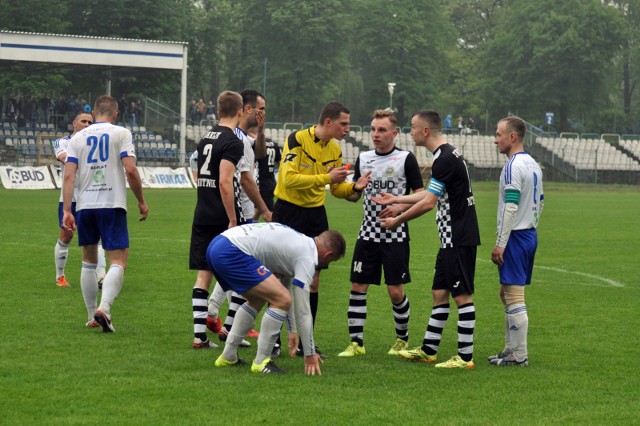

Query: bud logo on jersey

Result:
[372,180,396,190]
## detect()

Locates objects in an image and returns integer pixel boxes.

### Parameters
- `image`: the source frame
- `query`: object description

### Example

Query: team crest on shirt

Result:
[385,166,395,176]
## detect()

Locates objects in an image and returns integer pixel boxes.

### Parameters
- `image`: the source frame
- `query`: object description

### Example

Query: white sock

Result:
[222,304,258,362]
[81,262,99,321]
[55,240,70,278]
[507,304,528,361]
[504,309,512,353]
[96,241,107,281]
[207,282,227,318]
[254,307,287,365]
[99,264,124,316]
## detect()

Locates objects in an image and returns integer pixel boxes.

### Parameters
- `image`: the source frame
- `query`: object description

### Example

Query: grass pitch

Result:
[0,182,638,424]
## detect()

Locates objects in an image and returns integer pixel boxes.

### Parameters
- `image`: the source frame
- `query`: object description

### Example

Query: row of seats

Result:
[538,137,640,170]
[1,121,57,131]
[620,140,640,158]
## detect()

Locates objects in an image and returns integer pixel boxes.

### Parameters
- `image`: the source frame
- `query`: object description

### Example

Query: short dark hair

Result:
[413,110,442,132]
[321,229,346,261]
[500,116,526,140]
[318,101,350,124]
[239,89,265,108]
[217,91,243,118]
[372,109,397,127]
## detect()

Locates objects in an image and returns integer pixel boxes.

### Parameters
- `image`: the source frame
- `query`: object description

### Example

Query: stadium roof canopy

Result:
[0,31,189,163]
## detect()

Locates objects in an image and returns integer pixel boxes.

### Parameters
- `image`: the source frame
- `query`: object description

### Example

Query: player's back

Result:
[193,125,244,226]
[66,122,135,211]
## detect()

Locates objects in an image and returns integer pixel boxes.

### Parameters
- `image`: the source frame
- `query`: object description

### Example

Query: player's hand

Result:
[228,218,237,229]
[372,192,397,206]
[255,109,266,128]
[288,334,299,357]
[379,216,400,230]
[379,204,403,219]
[328,165,351,183]
[354,171,372,191]
[62,211,76,231]
[262,209,273,222]
[138,202,149,221]
[304,354,323,376]
[491,247,505,266]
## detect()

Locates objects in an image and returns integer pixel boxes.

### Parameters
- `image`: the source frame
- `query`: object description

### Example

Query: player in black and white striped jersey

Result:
[373,109,480,369]
[338,109,424,358]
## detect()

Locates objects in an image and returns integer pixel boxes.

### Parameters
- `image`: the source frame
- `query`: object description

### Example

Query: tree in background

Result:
[479,0,625,132]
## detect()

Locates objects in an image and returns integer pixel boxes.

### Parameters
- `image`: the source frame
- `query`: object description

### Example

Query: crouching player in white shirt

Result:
[209,223,345,375]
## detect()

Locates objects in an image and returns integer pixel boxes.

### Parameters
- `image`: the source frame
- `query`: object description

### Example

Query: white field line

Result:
[478,258,624,288]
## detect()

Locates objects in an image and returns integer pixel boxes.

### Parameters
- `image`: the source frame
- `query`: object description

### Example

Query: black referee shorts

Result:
[272,199,328,238]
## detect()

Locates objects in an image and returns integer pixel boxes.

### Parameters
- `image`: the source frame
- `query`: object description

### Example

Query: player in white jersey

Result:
[62,95,148,333]
[209,223,346,375]
[490,116,544,367]
[337,110,422,358]
[53,111,100,289]
[207,90,271,344]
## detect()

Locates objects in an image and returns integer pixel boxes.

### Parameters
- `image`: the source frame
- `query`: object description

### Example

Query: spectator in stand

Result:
[457,116,464,134]
[444,114,452,132]
[196,98,206,122]
[5,95,17,122]
[190,99,199,124]
[118,95,127,123]
[16,113,26,128]
[134,100,144,125]
[206,100,216,122]
[127,101,137,126]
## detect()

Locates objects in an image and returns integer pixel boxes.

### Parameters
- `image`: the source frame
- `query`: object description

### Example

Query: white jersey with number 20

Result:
[66,122,136,211]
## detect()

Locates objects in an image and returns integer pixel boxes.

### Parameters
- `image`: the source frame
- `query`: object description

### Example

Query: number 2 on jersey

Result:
[87,134,110,163]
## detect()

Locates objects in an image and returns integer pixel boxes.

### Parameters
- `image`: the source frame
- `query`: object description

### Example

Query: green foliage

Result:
[0,1,638,131]
[479,0,625,130]
[0,183,638,423]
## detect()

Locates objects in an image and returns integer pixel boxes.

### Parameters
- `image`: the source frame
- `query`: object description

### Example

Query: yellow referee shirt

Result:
[274,126,356,207]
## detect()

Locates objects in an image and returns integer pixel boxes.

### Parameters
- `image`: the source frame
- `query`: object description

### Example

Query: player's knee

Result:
[59,230,73,244]
[272,290,291,311]
[503,285,525,305]
[387,285,404,303]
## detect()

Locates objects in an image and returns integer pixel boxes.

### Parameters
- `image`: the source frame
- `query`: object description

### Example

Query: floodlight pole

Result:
[388,82,396,110]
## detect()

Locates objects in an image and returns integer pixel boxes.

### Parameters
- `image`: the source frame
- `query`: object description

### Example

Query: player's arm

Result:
[292,281,323,376]
[189,151,198,182]
[61,160,77,231]
[253,109,267,159]
[375,178,441,229]
[379,187,425,218]
[492,189,520,266]
[240,171,272,221]
[122,156,148,221]
[219,159,238,228]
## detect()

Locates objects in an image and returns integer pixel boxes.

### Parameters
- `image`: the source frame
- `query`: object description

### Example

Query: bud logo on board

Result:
[6,168,47,184]
[0,166,55,189]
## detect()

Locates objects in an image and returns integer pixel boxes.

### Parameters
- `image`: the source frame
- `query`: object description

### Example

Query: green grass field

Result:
[1,182,639,424]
